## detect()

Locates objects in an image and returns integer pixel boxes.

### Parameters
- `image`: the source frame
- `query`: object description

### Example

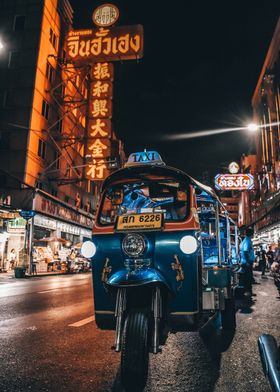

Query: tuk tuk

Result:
[81,151,238,390]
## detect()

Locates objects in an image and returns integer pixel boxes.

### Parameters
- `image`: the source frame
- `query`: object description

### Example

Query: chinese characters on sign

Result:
[66,25,144,63]
[86,62,114,180]
[214,174,254,191]
[66,8,144,181]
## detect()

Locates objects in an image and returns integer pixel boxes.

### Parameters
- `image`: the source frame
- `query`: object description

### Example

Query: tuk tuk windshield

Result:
[98,179,189,226]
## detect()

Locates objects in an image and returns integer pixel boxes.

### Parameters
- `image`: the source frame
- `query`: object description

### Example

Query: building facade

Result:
[0,0,125,272]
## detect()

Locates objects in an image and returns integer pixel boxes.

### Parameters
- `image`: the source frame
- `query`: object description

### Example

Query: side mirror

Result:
[258,334,280,391]
[111,189,124,205]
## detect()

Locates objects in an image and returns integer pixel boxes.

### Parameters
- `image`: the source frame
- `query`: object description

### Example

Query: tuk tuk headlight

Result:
[81,241,96,258]
[180,235,197,254]
[122,234,146,257]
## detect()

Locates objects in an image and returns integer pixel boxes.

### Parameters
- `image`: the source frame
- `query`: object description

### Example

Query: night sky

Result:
[70,0,279,181]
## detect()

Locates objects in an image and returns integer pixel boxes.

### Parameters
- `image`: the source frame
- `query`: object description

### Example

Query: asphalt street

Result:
[0,271,279,392]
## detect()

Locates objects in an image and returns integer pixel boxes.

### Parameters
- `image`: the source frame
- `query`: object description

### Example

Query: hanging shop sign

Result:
[92,4,120,27]
[88,118,112,139]
[34,215,57,230]
[7,217,26,234]
[85,62,114,181]
[19,210,36,220]
[66,25,144,63]
[57,221,80,236]
[214,174,254,191]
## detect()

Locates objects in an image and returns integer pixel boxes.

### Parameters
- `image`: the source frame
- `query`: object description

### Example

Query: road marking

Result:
[37,289,60,293]
[69,315,95,327]
[258,291,268,296]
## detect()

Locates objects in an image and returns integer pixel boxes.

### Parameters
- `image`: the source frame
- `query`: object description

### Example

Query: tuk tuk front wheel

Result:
[121,309,149,391]
[221,297,236,330]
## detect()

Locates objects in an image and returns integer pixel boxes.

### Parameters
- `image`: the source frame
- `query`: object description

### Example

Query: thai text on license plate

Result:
[116,213,163,231]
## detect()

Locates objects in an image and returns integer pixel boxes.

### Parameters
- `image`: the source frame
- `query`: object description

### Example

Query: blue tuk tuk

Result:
[81,151,238,390]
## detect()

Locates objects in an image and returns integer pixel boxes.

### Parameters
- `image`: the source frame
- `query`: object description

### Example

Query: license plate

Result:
[116,213,163,231]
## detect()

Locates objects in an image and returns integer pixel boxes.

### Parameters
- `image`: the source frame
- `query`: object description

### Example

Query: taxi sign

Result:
[124,151,165,167]
[116,213,163,231]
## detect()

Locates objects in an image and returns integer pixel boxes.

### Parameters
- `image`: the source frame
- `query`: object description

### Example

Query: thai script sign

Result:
[66,25,144,63]
[214,174,254,191]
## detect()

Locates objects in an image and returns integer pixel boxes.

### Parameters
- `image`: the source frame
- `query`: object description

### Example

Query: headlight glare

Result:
[179,235,197,254]
[81,241,96,258]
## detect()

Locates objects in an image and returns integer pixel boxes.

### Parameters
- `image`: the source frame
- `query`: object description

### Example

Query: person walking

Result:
[258,245,267,277]
[239,227,256,296]
[266,245,274,270]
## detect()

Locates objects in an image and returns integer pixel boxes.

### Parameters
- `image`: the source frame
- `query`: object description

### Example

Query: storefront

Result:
[0,209,26,271]
[252,191,280,250]
[0,187,94,273]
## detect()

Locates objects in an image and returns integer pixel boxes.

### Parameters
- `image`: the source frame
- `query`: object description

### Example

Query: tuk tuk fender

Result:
[106,267,172,291]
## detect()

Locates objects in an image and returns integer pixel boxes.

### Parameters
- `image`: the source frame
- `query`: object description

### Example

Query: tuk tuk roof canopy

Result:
[102,162,228,214]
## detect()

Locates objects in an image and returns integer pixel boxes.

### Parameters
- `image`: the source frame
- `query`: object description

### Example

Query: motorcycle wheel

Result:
[221,297,236,330]
[121,309,149,391]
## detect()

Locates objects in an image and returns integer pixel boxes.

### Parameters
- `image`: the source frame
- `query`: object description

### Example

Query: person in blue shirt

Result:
[239,227,256,295]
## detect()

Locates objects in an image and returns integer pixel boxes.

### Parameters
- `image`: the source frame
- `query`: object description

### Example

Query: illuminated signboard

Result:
[85,62,114,181]
[66,25,144,63]
[228,161,239,174]
[125,151,165,167]
[214,174,254,191]
[92,4,120,27]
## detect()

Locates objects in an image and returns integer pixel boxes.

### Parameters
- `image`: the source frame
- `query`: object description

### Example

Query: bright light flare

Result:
[164,121,280,141]
[247,123,259,132]
[0,40,4,51]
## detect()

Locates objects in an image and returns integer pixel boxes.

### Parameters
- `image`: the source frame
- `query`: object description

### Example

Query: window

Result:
[38,139,46,159]
[3,90,15,107]
[66,163,72,178]
[35,180,44,190]
[8,51,21,68]
[49,28,57,50]
[13,15,25,31]
[0,132,10,149]
[56,118,63,133]
[51,189,58,197]
[54,150,60,169]
[46,62,54,83]
[41,99,49,119]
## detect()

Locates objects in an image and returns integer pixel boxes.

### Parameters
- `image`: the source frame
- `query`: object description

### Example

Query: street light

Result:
[247,123,259,132]
[0,38,4,51]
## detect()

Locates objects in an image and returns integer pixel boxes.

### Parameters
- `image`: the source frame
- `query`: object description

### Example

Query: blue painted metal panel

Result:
[91,229,200,314]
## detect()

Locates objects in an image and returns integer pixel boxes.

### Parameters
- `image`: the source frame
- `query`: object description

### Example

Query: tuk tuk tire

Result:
[221,297,236,330]
[121,309,149,391]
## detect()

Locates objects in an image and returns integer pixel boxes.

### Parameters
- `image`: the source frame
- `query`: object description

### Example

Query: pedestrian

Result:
[258,245,267,277]
[266,245,274,270]
[275,239,280,263]
[31,260,37,275]
[8,248,17,270]
[239,227,256,296]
